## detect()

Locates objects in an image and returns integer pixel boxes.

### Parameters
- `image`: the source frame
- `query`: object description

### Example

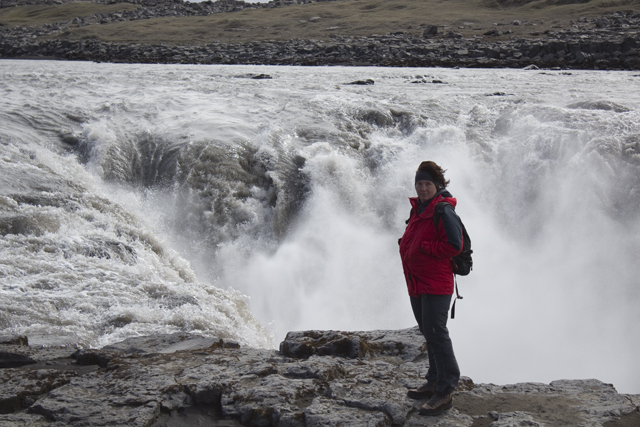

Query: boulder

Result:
[423,25,438,38]
[280,327,425,361]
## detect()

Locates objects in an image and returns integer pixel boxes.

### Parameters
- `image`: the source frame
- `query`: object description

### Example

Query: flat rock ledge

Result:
[1,328,639,427]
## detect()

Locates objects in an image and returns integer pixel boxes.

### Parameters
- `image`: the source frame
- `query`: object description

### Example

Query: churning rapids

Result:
[1,60,639,394]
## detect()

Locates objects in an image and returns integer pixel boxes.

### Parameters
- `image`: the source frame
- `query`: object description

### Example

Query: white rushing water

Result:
[1,60,639,393]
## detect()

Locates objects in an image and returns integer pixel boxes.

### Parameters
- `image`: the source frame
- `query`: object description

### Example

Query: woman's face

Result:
[415,180,437,203]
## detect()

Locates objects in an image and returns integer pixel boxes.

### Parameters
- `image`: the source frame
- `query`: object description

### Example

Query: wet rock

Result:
[566,100,631,112]
[0,336,28,346]
[0,352,37,369]
[71,350,111,368]
[100,332,239,354]
[345,79,375,85]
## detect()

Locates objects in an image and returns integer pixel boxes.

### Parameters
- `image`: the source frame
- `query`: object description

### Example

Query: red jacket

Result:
[399,193,463,297]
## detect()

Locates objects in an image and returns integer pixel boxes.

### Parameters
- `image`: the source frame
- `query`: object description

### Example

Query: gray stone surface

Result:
[1,328,639,426]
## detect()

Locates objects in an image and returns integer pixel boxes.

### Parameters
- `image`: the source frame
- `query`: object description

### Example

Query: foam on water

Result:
[1,61,639,393]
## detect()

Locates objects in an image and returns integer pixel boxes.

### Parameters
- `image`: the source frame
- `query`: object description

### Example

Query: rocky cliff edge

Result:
[1,328,639,426]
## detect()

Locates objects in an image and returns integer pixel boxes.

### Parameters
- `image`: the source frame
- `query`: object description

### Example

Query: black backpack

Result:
[433,202,473,277]
[433,202,473,319]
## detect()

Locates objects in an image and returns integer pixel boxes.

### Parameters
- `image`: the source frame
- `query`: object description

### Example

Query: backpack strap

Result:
[405,207,414,225]
[451,275,463,319]
[433,202,450,230]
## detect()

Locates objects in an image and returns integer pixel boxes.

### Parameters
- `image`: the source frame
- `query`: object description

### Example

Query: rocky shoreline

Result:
[1,0,640,69]
[1,328,639,426]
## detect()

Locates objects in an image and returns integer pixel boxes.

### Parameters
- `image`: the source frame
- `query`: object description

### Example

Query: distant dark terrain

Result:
[1,0,640,68]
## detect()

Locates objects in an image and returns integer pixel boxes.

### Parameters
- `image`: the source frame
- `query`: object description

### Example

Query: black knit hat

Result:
[415,170,437,185]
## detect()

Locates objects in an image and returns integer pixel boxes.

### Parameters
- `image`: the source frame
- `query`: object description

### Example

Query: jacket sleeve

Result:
[420,204,463,258]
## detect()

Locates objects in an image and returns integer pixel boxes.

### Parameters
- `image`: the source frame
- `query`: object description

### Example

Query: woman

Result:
[398,161,463,416]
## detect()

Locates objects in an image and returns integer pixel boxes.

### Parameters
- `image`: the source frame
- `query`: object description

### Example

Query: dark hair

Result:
[417,161,450,188]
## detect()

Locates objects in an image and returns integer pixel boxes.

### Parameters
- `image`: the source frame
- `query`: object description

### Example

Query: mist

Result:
[201,98,640,394]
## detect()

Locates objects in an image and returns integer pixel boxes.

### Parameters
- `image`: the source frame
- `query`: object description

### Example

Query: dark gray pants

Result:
[410,294,460,395]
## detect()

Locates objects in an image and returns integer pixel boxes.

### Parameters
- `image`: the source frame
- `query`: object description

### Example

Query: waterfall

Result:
[1,60,639,392]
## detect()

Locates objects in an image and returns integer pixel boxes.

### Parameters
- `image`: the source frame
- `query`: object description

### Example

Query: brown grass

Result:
[2,0,640,44]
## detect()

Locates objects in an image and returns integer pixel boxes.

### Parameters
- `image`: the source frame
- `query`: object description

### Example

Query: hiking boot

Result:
[418,392,453,416]
[406,381,436,400]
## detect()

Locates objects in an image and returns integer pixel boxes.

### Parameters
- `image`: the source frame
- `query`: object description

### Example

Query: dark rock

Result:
[444,31,463,39]
[101,332,239,354]
[622,36,638,52]
[575,50,591,63]
[280,330,372,359]
[566,100,631,112]
[280,327,426,361]
[250,73,273,79]
[0,352,37,369]
[345,79,374,85]
[422,25,438,37]
[0,336,28,346]
[71,350,111,368]
[356,109,395,127]
[1,367,77,415]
